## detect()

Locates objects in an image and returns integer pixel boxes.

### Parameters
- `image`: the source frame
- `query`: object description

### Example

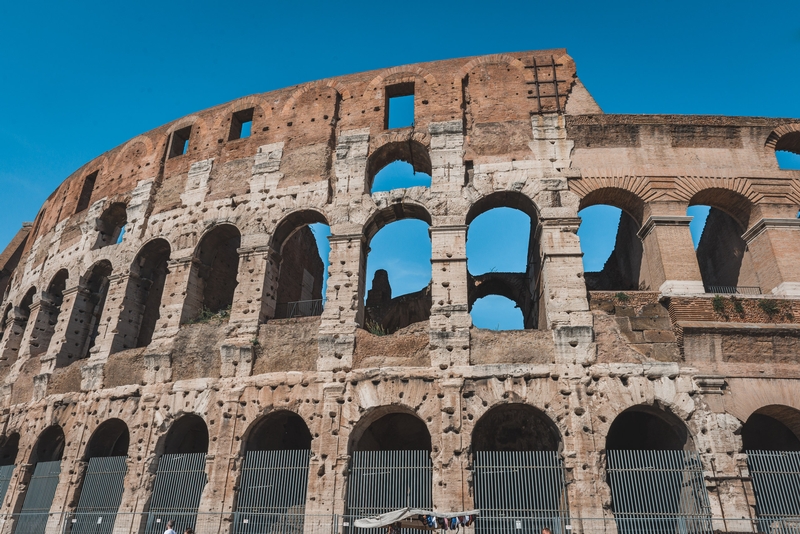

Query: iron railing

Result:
[606,450,713,534]
[275,299,324,319]
[16,460,62,534]
[71,456,127,534]
[706,285,761,295]
[474,450,570,534]
[234,449,311,534]
[145,453,207,534]
[0,464,15,512]
[345,450,432,534]
[747,450,800,534]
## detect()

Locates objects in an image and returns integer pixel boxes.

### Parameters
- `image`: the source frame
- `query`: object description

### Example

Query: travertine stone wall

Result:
[0,50,800,533]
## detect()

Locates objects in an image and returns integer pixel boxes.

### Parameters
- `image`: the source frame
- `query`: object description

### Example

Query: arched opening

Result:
[367,140,432,194]
[93,203,128,249]
[578,189,647,291]
[73,420,130,533]
[688,190,759,294]
[470,295,524,330]
[183,224,241,322]
[30,270,68,357]
[346,410,432,525]
[1,287,35,362]
[234,412,312,533]
[147,415,209,534]
[114,239,171,351]
[0,434,19,508]
[606,406,711,534]
[774,131,800,170]
[17,426,65,534]
[467,195,540,330]
[363,208,432,334]
[271,211,330,319]
[163,414,209,455]
[472,404,567,534]
[82,261,113,361]
[742,406,800,530]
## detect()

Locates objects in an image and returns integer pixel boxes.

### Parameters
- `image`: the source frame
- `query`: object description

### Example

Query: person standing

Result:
[164,520,177,534]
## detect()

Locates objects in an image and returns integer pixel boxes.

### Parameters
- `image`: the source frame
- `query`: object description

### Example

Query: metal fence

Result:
[606,450,713,534]
[70,456,128,534]
[706,286,761,295]
[233,449,311,534]
[0,464,15,511]
[144,453,207,534]
[474,450,570,534]
[345,450,432,534]
[747,450,800,534]
[16,460,62,534]
[276,300,324,319]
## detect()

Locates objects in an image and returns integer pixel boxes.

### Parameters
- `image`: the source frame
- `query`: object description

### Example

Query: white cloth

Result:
[164,529,177,534]
[352,507,479,530]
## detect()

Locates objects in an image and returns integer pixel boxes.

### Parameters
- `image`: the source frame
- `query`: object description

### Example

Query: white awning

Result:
[352,508,479,530]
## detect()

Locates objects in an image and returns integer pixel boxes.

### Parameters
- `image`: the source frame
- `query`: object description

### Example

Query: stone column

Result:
[317,234,365,371]
[432,377,469,512]
[154,255,197,340]
[429,121,465,194]
[22,292,60,359]
[429,225,470,369]
[228,245,278,336]
[637,216,705,295]
[0,307,29,362]
[42,282,91,372]
[538,215,595,365]
[742,218,800,296]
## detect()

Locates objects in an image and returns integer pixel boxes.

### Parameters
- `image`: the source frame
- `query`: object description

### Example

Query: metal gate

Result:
[607,450,713,534]
[747,450,800,534]
[67,456,128,534]
[474,450,569,534]
[233,449,311,534]
[15,460,61,534]
[346,450,432,534]
[0,464,15,510]
[145,453,207,534]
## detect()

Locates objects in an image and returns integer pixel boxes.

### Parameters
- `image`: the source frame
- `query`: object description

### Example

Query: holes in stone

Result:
[75,171,98,214]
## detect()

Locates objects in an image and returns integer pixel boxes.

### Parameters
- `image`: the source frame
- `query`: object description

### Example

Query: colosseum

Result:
[0,49,799,534]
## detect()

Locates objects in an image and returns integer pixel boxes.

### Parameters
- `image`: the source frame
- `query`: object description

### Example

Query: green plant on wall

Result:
[729,296,745,315]
[758,299,780,317]
[614,292,630,303]
[712,295,726,314]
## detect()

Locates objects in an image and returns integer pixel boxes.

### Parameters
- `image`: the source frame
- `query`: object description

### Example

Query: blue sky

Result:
[1,0,799,329]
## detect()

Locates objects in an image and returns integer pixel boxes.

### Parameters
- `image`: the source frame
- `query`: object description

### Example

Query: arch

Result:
[578,187,646,227]
[366,66,438,97]
[606,404,693,451]
[243,410,312,452]
[366,139,432,194]
[31,425,65,464]
[163,414,209,455]
[85,419,130,459]
[349,407,432,452]
[282,79,350,116]
[466,191,540,226]
[765,124,800,152]
[472,403,561,452]
[0,303,11,335]
[742,405,800,452]
[271,210,329,253]
[363,203,432,244]
[128,238,171,348]
[688,188,753,232]
[19,286,35,315]
[0,433,19,466]
[47,269,68,300]
[455,53,534,85]
[186,223,241,318]
[469,275,526,311]
[80,260,113,360]
[93,202,128,249]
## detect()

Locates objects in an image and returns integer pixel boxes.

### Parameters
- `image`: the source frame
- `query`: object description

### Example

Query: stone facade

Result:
[0,50,799,534]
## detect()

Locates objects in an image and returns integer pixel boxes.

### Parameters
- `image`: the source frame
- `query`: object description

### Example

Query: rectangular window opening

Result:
[385,82,415,129]
[75,171,98,214]
[229,108,255,141]
[168,126,192,158]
